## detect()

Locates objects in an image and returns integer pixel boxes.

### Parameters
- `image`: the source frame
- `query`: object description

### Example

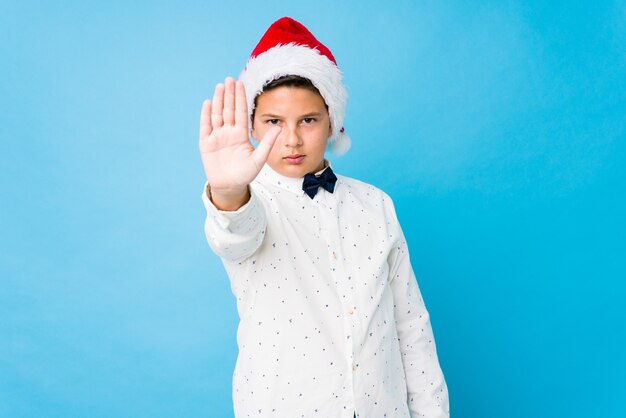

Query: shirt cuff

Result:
[200,181,261,233]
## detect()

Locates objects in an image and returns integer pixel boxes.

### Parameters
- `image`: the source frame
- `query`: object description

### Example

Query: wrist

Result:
[209,184,248,197]
[208,184,250,211]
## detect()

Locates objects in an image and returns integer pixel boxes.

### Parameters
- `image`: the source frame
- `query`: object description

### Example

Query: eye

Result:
[266,119,280,125]
[302,117,317,124]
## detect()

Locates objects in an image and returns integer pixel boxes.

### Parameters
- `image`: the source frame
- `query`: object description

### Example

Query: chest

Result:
[256,188,396,280]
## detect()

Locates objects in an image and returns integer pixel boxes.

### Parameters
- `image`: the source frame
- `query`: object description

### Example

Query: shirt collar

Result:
[256,160,333,196]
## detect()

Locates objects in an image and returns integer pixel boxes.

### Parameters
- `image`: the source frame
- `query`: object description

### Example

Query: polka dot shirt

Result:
[201,162,449,418]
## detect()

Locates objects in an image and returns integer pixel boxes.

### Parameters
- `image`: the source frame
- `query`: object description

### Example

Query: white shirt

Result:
[201,162,449,418]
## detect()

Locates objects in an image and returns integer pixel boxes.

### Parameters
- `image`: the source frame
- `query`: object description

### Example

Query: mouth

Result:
[283,154,305,164]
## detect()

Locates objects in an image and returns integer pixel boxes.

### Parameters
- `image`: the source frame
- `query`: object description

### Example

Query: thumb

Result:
[252,126,281,168]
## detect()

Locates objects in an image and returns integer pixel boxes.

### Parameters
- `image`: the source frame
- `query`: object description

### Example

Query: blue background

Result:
[1,0,625,417]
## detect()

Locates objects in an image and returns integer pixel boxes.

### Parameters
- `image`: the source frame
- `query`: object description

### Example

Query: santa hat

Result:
[239,17,351,155]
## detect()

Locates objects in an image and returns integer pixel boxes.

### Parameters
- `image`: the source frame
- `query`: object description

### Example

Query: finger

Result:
[222,77,235,125]
[211,83,225,127]
[199,99,212,139]
[234,80,248,128]
[252,126,281,168]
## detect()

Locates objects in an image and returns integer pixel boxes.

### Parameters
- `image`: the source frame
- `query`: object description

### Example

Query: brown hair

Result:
[251,75,328,124]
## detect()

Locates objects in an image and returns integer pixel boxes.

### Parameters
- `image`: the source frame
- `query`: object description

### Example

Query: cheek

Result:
[310,136,329,155]
[268,140,283,161]
[304,124,330,139]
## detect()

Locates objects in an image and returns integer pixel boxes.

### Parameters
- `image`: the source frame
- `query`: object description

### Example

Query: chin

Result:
[278,165,309,178]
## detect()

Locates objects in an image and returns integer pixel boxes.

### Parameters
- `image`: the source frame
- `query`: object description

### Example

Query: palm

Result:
[200,121,257,190]
[199,77,280,191]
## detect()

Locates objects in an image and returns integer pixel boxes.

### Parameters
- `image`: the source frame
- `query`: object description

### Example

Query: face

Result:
[251,86,332,178]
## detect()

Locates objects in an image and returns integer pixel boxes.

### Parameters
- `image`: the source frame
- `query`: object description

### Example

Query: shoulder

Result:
[336,173,391,200]
[335,173,398,218]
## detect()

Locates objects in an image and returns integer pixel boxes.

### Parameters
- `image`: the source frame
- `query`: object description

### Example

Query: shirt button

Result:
[332,251,337,260]
[352,363,358,371]
[348,309,354,315]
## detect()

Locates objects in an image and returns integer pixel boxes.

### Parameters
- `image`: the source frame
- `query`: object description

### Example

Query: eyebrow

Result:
[260,112,323,118]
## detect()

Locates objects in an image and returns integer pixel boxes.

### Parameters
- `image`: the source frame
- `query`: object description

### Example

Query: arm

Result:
[201,181,266,263]
[198,77,281,262]
[385,197,450,417]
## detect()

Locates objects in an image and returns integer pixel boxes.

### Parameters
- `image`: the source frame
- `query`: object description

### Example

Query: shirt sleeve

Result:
[384,195,450,418]
[201,181,267,263]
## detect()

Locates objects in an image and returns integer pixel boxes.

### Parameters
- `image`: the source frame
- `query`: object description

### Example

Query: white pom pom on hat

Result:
[239,17,351,155]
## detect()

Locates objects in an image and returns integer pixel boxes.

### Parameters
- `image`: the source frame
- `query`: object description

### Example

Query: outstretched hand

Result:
[199,77,281,195]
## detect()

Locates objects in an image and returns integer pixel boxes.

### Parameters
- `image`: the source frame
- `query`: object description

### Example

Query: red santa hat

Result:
[239,17,351,155]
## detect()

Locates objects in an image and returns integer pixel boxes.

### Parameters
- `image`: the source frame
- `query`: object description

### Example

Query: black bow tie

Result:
[302,166,337,199]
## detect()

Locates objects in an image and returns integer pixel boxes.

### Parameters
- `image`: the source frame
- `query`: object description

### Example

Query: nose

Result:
[282,124,302,148]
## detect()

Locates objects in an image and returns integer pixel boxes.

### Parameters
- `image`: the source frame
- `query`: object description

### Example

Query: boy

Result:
[199,17,449,418]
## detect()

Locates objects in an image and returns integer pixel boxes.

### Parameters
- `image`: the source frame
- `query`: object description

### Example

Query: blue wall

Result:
[1,1,625,416]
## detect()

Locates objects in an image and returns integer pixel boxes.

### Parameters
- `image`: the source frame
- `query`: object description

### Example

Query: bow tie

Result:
[302,166,337,199]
